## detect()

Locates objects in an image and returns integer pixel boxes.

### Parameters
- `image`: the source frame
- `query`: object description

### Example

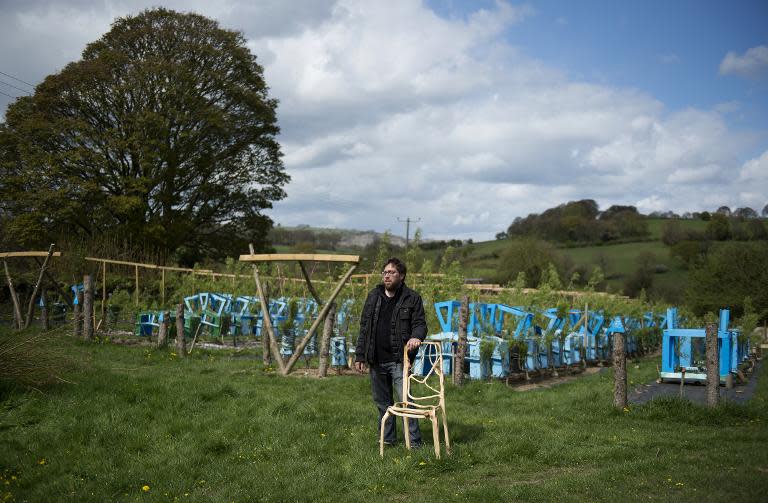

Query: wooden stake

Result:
[101,261,106,325]
[612,324,627,409]
[175,303,186,357]
[2,260,24,330]
[299,261,324,306]
[318,302,336,378]
[161,269,165,306]
[252,262,285,373]
[135,265,139,306]
[705,323,719,408]
[24,243,55,328]
[454,295,469,386]
[40,291,49,330]
[83,275,94,340]
[157,311,170,349]
[72,291,82,338]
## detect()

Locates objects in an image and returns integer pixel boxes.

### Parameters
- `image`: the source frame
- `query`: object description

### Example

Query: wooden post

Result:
[2,260,24,330]
[318,302,337,378]
[72,291,82,338]
[175,303,186,357]
[40,291,49,330]
[250,245,281,371]
[161,269,165,307]
[705,322,719,408]
[101,261,106,324]
[135,265,139,306]
[24,243,55,328]
[612,325,627,409]
[83,275,94,340]
[454,295,469,386]
[157,310,170,349]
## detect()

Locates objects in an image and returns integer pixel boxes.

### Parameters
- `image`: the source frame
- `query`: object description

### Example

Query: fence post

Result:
[175,303,186,357]
[453,295,469,386]
[612,328,627,409]
[83,275,94,340]
[157,310,170,349]
[318,302,337,378]
[40,291,49,331]
[72,291,82,338]
[705,323,719,408]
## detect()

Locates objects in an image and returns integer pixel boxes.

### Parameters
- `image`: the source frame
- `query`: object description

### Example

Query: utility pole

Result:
[397,217,421,253]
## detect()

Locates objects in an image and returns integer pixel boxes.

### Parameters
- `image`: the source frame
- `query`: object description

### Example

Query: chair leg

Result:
[431,414,440,459]
[404,416,410,450]
[440,407,450,454]
[380,410,390,458]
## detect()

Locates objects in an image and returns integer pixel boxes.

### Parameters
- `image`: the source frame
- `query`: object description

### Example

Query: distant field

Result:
[646,218,708,240]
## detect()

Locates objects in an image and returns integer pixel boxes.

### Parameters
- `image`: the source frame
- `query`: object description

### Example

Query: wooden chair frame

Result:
[379,341,450,458]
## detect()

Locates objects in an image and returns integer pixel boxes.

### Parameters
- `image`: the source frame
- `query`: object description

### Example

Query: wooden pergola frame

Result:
[239,252,360,376]
[1,246,61,329]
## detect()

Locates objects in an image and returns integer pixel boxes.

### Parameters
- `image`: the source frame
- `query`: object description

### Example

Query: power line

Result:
[0,70,35,89]
[0,79,31,95]
[0,89,19,99]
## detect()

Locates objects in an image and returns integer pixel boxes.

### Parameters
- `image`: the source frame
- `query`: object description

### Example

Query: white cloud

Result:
[739,150,768,181]
[719,45,768,78]
[0,0,766,241]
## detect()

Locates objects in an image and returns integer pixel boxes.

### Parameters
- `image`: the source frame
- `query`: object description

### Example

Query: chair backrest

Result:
[403,341,446,407]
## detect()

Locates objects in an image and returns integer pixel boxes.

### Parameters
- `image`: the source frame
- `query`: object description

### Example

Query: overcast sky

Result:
[1,0,767,241]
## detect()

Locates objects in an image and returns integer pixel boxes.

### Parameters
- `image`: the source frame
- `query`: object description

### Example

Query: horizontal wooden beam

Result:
[0,251,62,258]
[239,253,360,264]
[85,257,212,273]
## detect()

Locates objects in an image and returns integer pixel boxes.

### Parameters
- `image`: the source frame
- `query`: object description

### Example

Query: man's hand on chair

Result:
[354,361,367,373]
[405,338,421,351]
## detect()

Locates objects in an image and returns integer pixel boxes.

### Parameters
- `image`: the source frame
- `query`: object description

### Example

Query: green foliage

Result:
[686,241,768,319]
[705,214,732,241]
[0,8,288,264]
[507,200,649,245]
[498,238,563,287]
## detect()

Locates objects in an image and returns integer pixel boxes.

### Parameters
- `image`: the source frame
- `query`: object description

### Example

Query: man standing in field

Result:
[355,257,427,447]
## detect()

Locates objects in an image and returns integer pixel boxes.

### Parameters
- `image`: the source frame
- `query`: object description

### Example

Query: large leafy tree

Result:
[0,8,288,264]
[686,242,768,319]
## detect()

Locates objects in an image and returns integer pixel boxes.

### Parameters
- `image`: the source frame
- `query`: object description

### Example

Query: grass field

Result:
[2,329,767,502]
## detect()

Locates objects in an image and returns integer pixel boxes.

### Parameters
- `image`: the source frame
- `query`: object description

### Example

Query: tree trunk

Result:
[612,330,627,409]
[705,322,719,408]
[72,291,82,338]
[24,243,55,328]
[453,295,469,386]
[40,291,50,330]
[175,304,187,357]
[83,275,94,340]
[3,260,24,330]
[157,311,170,349]
[318,302,337,378]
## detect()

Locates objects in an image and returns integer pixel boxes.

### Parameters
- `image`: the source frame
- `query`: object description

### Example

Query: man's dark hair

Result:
[383,257,407,278]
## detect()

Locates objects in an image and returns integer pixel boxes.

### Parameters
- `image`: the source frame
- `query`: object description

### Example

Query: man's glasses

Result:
[381,270,399,277]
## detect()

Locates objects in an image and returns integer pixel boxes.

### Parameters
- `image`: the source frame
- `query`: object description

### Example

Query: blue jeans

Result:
[370,362,422,445]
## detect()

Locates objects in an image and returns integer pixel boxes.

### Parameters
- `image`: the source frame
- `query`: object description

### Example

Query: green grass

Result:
[646,218,708,240]
[2,331,767,502]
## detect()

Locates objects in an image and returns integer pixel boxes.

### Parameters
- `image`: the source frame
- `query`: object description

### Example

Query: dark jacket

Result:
[355,283,427,364]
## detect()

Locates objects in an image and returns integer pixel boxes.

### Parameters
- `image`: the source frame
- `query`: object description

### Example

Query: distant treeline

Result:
[501,199,649,245]
[269,226,344,250]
